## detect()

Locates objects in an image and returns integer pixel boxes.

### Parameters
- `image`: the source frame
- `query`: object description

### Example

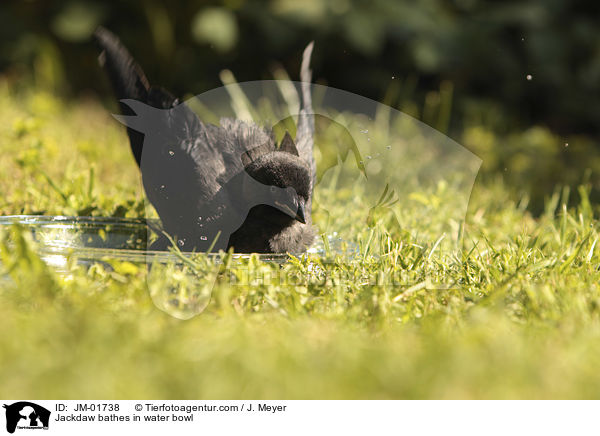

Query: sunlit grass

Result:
[2,84,600,399]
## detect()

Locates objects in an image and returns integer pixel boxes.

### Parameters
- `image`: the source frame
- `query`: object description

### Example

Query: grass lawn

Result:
[1,83,600,399]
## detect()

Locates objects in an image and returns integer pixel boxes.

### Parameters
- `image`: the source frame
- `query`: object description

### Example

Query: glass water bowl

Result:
[0,215,348,272]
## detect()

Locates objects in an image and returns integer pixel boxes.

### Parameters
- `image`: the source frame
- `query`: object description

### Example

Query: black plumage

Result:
[93,27,316,253]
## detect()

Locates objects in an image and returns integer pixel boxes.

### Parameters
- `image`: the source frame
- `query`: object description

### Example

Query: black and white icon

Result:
[3,402,50,434]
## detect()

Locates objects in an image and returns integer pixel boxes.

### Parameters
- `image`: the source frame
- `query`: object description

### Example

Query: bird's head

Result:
[241,132,311,224]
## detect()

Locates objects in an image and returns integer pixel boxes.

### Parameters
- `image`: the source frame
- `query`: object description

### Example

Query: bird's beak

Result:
[274,198,307,224]
[295,199,306,224]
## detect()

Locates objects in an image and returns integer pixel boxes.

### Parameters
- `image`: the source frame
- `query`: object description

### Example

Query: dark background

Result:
[2,0,600,211]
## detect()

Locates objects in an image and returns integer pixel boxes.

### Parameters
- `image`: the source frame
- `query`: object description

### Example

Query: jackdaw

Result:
[93,27,316,253]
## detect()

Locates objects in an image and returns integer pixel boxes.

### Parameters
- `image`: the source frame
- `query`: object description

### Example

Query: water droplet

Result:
[200,236,208,241]
[504,167,508,171]
[168,150,175,156]
[391,76,395,79]
[360,129,369,134]
[526,74,533,81]
[178,239,185,246]
[367,155,372,159]
[386,145,391,150]
[565,142,569,147]
[521,37,525,42]
[160,184,165,189]
[359,161,364,165]
[367,137,371,142]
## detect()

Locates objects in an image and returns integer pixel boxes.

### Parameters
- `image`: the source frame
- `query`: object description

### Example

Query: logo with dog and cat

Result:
[2,402,50,434]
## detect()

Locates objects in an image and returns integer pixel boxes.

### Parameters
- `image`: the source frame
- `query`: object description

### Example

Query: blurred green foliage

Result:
[2,0,600,213]
[1,0,600,135]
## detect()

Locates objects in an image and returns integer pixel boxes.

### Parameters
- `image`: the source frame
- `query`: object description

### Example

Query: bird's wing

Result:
[118,101,282,234]
[295,42,316,194]
[94,27,229,229]
[119,98,235,217]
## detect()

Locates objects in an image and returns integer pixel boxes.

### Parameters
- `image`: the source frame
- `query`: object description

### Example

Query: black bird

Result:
[93,27,316,253]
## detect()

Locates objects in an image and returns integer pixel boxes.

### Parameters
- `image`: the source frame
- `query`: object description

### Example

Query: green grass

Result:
[2,82,600,399]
